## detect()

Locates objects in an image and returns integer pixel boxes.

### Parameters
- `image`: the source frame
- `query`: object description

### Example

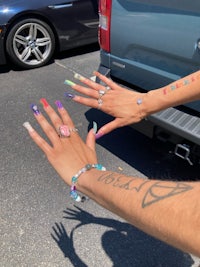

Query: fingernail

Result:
[74,72,85,81]
[40,98,49,108]
[64,92,75,99]
[93,121,98,134]
[55,100,63,109]
[95,132,103,140]
[23,122,34,132]
[30,104,40,115]
[64,80,76,87]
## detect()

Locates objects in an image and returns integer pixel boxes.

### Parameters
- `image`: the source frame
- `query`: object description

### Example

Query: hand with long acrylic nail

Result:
[23,99,98,186]
[63,72,147,139]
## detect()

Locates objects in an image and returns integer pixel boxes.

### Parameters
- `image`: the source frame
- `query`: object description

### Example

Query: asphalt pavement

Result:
[0,44,200,267]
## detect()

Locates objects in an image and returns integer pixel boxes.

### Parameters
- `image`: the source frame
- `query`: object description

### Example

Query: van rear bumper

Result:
[149,108,200,146]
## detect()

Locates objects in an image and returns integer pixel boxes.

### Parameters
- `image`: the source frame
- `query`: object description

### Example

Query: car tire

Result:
[6,18,55,69]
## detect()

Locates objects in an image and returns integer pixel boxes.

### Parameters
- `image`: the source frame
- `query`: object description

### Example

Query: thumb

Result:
[86,127,96,151]
[95,118,123,139]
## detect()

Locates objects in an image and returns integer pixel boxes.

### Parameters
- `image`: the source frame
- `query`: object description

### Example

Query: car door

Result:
[110,0,200,92]
[44,0,99,49]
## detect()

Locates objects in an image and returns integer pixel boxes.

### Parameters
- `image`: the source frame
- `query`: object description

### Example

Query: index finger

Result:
[93,71,123,91]
[73,71,120,91]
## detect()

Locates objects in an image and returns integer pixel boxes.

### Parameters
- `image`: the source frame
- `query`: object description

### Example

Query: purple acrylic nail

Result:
[64,92,75,99]
[55,100,63,109]
[95,132,103,140]
[30,104,40,115]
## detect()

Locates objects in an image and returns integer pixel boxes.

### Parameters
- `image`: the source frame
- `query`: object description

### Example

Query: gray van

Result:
[98,0,200,165]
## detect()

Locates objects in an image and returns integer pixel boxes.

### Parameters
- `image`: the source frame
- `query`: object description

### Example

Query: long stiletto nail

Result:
[23,122,34,132]
[74,72,85,81]
[64,80,76,86]
[40,98,49,108]
[64,92,75,99]
[93,121,98,134]
[55,100,63,109]
[30,104,40,115]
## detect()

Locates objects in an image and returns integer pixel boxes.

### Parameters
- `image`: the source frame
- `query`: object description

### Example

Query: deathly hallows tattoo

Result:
[142,181,193,208]
[97,173,193,208]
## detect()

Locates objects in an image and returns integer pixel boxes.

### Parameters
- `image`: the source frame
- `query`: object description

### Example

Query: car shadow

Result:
[55,42,99,60]
[0,64,12,73]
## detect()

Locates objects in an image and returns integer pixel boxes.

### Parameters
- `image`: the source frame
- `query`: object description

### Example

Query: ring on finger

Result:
[105,86,111,91]
[98,89,106,98]
[58,125,70,138]
[69,127,78,133]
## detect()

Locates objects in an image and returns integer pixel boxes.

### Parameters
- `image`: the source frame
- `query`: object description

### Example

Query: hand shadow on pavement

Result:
[51,222,87,267]
[51,205,195,267]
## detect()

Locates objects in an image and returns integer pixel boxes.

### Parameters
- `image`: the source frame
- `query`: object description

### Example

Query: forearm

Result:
[26,98,200,255]
[78,170,200,256]
[144,70,200,116]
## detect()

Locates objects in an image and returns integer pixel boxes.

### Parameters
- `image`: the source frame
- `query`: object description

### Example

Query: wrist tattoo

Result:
[162,71,200,95]
[97,173,193,208]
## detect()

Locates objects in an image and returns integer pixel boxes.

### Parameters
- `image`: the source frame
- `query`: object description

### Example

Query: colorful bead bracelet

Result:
[70,164,106,202]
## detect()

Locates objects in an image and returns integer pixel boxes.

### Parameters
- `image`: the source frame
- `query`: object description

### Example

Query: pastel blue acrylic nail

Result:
[64,92,75,99]
[55,100,63,109]
[30,104,40,115]
[93,121,98,134]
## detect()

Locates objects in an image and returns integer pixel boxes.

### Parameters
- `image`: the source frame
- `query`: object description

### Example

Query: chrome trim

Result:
[48,4,72,9]
[112,61,125,69]
[84,21,99,27]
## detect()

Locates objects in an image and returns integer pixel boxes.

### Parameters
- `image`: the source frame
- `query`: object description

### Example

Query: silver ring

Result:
[97,98,103,109]
[69,127,78,132]
[98,89,106,98]
[105,86,111,91]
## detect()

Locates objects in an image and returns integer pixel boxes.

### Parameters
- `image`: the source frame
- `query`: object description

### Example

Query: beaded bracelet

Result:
[70,164,106,202]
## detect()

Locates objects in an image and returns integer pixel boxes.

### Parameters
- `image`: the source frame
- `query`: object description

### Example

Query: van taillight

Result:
[99,0,112,52]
